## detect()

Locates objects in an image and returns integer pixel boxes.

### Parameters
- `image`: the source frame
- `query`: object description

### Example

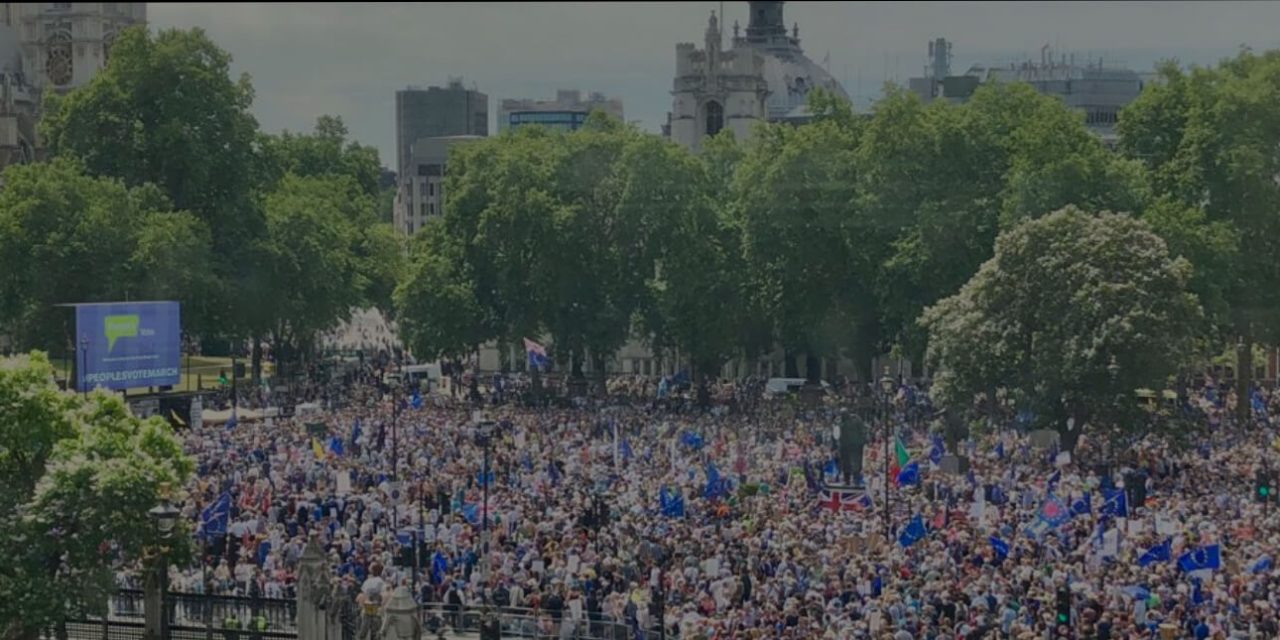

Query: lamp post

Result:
[144,484,181,640]
[1105,356,1120,464]
[878,372,896,544]
[475,419,496,633]
[392,389,400,481]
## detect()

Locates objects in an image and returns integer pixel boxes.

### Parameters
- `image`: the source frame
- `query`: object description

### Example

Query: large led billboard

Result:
[75,301,181,391]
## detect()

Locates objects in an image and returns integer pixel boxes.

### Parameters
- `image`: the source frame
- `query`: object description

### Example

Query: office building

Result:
[498,89,624,132]
[908,40,1148,146]
[394,79,487,177]
[393,135,483,236]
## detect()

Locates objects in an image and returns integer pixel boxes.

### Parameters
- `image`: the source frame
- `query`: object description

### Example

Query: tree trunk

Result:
[1237,335,1254,424]
[572,351,584,379]
[805,354,822,384]
[591,351,608,397]
[695,364,711,410]
[251,335,263,384]
[784,350,799,378]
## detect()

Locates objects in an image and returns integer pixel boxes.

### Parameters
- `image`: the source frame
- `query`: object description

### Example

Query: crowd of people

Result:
[128,344,1280,640]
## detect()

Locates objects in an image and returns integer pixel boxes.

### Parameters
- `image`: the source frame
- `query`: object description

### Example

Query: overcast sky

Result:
[150,2,1280,170]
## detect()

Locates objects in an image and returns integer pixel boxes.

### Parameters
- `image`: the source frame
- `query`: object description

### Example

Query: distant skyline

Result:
[150,2,1280,169]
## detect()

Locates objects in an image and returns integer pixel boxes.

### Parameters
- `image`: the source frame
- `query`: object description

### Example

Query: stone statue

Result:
[837,412,866,485]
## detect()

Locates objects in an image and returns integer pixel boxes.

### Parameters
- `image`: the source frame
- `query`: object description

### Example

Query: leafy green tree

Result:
[41,26,263,339]
[252,175,368,371]
[394,219,490,360]
[1119,49,1280,419]
[0,352,193,637]
[627,134,741,400]
[0,160,214,351]
[261,115,382,200]
[868,82,1147,369]
[922,207,1202,448]
[439,127,561,362]
[736,115,867,380]
[539,115,646,384]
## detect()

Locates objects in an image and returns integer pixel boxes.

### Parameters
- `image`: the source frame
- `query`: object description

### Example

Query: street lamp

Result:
[474,419,497,635]
[878,371,896,544]
[144,484,180,640]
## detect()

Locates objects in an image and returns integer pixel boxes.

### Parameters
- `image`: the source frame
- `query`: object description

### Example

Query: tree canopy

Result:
[0,352,193,636]
[922,207,1202,443]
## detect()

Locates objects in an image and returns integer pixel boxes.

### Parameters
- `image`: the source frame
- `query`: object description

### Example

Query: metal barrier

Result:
[106,590,297,633]
[418,602,642,640]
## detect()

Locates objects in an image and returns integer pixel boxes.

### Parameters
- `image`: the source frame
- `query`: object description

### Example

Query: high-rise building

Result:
[393,135,483,236]
[394,78,487,178]
[498,89,624,133]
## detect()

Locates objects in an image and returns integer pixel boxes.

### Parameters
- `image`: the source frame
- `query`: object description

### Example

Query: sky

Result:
[150,2,1280,170]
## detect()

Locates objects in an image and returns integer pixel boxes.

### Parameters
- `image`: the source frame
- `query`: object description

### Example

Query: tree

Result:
[252,175,368,373]
[437,127,561,362]
[736,114,867,380]
[922,207,1202,448]
[520,116,640,386]
[865,82,1149,370]
[41,26,264,340]
[394,219,490,361]
[0,352,193,637]
[629,134,742,401]
[1119,49,1280,420]
[0,160,214,351]
[261,115,382,200]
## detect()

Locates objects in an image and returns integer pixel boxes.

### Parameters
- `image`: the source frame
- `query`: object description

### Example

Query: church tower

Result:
[669,10,769,152]
[5,2,146,93]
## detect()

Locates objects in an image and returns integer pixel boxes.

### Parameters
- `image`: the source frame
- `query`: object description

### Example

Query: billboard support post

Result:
[79,336,88,397]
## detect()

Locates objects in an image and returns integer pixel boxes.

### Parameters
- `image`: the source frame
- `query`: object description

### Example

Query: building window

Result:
[420,203,426,217]
[46,29,73,85]
[704,101,724,137]
[428,202,435,215]
[428,182,434,197]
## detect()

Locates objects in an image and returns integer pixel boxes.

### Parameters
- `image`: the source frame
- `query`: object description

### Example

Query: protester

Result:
[139,349,1280,639]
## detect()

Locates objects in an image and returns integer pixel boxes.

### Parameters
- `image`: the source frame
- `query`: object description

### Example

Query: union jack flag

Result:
[819,486,872,512]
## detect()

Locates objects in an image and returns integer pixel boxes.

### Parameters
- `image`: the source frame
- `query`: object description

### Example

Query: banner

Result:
[75,301,180,391]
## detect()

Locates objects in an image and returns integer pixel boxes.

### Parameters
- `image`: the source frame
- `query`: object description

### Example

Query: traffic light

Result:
[218,370,228,386]
[1256,471,1272,503]
[1055,586,1071,626]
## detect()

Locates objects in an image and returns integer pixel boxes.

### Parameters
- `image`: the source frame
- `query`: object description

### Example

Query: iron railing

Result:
[109,589,297,632]
[417,602,649,640]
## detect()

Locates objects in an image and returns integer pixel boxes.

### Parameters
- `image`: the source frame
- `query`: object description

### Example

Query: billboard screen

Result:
[76,301,181,391]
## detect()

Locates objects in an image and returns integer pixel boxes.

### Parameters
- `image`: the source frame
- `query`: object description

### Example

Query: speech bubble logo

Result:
[104,314,140,353]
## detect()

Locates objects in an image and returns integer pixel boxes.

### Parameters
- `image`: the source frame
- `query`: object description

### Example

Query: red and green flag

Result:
[890,436,911,481]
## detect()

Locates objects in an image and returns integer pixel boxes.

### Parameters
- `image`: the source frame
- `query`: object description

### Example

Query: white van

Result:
[763,378,831,398]
[403,363,442,392]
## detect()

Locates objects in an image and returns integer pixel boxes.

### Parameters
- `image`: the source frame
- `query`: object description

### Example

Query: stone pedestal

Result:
[379,587,422,640]
[297,535,332,640]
